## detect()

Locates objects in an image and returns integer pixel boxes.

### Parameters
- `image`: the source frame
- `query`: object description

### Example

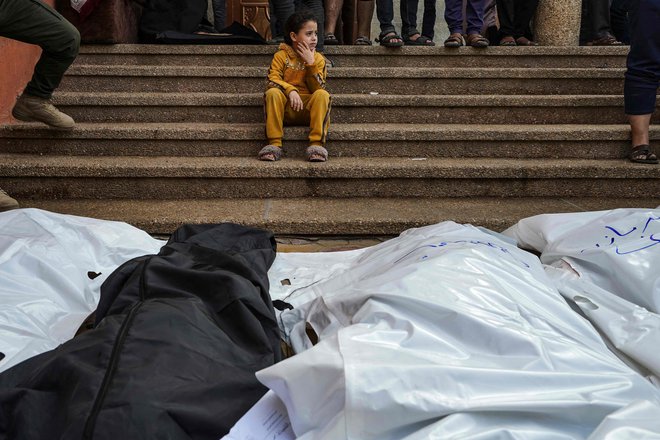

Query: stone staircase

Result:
[1,45,658,235]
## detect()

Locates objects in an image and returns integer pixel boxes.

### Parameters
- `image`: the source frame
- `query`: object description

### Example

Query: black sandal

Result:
[354,35,372,46]
[324,33,340,45]
[404,34,435,46]
[377,32,404,47]
[630,144,659,164]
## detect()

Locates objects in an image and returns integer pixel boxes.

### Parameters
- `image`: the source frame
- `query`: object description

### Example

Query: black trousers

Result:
[580,0,613,41]
[495,0,538,39]
[0,0,80,99]
[400,0,437,39]
[624,0,659,115]
[269,0,325,50]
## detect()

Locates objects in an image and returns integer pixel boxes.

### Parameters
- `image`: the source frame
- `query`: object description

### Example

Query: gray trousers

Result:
[0,0,80,99]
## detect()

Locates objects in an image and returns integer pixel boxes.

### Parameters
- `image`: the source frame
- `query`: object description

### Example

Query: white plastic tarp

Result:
[258,221,660,439]
[0,208,163,373]
[503,208,660,381]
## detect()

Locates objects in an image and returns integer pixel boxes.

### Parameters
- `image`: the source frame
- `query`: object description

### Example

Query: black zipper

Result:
[82,258,150,439]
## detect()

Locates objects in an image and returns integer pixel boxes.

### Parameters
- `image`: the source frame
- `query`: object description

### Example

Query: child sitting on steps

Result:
[259,11,331,162]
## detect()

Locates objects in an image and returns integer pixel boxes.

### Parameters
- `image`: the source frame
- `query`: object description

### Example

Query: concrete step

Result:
[3,123,658,159]
[2,155,658,199]
[61,65,630,95]
[75,45,630,68]
[51,92,654,124]
[16,197,660,235]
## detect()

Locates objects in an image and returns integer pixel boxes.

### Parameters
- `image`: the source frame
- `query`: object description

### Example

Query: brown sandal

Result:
[444,33,464,48]
[466,33,489,48]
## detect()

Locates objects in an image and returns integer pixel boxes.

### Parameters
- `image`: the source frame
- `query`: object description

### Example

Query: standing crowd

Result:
[267,0,630,48]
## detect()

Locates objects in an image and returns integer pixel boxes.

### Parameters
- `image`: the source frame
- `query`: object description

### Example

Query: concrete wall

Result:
[0,0,55,125]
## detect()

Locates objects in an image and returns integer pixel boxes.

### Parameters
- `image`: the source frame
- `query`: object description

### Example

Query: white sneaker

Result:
[0,188,19,212]
[12,94,75,129]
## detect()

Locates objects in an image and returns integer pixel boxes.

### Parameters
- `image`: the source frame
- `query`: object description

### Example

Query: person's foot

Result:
[499,36,516,46]
[586,33,623,46]
[515,36,538,46]
[377,32,404,47]
[630,144,659,164]
[0,188,19,212]
[12,94,75,129]
[444,33,464,48]
[466,33,489,48]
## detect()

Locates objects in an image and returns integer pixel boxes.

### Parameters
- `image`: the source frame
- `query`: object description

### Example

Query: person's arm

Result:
[267,51,298,96]
[304,52,327,93]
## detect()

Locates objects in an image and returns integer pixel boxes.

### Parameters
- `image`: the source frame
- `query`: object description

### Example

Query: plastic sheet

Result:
[503,208,660,382]
[0,208,163,372]
[261,221,660,439]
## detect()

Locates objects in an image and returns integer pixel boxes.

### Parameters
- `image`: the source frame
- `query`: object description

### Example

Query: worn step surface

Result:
[17,197,660,235]
[3,44,658,236]
[60,66,631,95]
[74,45,631,68]
[51,92,654,124]
[2,155,658,200]
[2,123,658,158]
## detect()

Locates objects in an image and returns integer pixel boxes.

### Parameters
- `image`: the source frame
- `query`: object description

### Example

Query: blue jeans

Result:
[444,0,487,35]
[400,0,437,39]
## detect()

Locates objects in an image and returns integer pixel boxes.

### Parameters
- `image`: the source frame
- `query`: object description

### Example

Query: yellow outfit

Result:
[264,43,331,148]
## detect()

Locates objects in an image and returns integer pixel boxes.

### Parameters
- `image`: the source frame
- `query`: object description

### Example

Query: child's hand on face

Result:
[289,90,304,111]
[295,41,315,65]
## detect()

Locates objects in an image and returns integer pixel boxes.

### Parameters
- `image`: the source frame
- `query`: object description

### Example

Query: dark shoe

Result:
[404,34,435,46]
[515,36,538,46]
[0,188,19,212]
[12,94,75,129]
[499,36,516,46]
[354,35,372,46]
[324,33,340,45]
[586,33,623,46]
[466,33,489,48]
[267,36,284,45]
[377,32,404,47]
[444,33,464,48]
[630,144,659,164]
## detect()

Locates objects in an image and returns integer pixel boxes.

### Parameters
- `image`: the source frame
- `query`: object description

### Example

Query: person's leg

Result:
[444,0,464,34]
[464,0,486,35]
[624,0,659,163]
[609,0,629,44]
[356,0,375,39]
[421,0,436,39]
[305,90,331,147]
[212,0,227,31]
[324,0,343,40]
[496,0,515,38]
[299,0,325,50]
[584,0,621,44]
[513,0,538,39]
[400,0,420,39]
[271,0,296,39]
[376,0,396,36]
[264,88,289,147]
[0,0,80,100]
